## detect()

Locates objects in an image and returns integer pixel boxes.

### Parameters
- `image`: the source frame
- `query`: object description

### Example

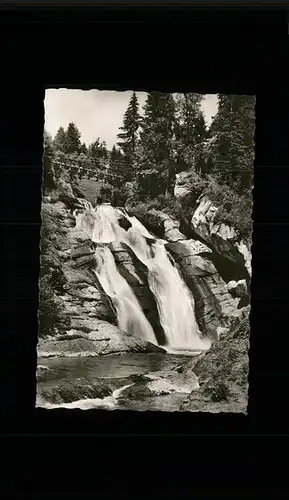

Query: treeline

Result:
[43,91,255,240]
[43,122,109,186]
[115,91,254,240]
[111,92,255,196]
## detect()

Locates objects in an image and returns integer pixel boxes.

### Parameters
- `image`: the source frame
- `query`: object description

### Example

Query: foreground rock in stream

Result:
[37,373,146,405]
[179,315,250,413]
[118,368,199,399]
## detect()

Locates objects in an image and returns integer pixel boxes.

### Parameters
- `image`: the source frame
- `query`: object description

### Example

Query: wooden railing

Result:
[52,159,123,182]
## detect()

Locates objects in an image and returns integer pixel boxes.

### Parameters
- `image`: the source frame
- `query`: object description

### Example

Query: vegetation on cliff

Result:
[179,313,250,412]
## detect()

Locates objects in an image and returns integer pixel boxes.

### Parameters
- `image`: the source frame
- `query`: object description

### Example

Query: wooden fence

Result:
[52,159,123,183]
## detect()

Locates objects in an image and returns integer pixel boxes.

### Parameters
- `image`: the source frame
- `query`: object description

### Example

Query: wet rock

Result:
[119,368,199,398]
[72,254,96,268]
[227,279,248,299]
[118,216,132,231]
[36,373,150,406]
[109,242,144,286]
[70,241,96,259]
[128,208,186,242]
[37,379,112,404]
[37,321,165,357]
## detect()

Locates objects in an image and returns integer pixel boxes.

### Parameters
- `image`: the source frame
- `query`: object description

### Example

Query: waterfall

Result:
[93,246,157,344]
[75,203,211,351]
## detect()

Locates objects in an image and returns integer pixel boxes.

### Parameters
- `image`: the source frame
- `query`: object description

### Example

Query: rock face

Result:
[191,196,252,276]
[40,201,116,337]
[180,316,250,413]
[167,240,241,339]
[127,208,186,242]
[174,171,193,203]
[174,172,252,279]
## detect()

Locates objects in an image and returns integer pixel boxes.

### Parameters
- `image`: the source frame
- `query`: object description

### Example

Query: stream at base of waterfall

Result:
[37,352,199,411]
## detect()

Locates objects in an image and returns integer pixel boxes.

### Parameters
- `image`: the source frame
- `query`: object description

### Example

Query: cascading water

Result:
[93,246,157,344]
[75,203,211,352]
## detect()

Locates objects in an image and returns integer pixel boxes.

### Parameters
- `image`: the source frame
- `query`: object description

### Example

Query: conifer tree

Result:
[65,122,81,155]
[208,94,255,193]
[43,130,55,190]
[53,126,67,153]
[109,145,125,187]
[117,91,142,181]
[174,93,208,173]
[80,143,88,155]
[137,92,175,196]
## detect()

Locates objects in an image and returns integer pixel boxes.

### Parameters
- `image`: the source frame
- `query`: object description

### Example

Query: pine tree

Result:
[109,145,125,187]
[43,129,55,190]
[53,126,67,153]
[80,143,88,155]
[174,93,208,173]
[208,94,255,193]
[88,139,108,179]
[137,92,175,196]
[117,91,142,181]
[65,122,81,155]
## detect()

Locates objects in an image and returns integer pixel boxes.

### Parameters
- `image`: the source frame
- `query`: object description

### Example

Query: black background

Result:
[0,3,289,498]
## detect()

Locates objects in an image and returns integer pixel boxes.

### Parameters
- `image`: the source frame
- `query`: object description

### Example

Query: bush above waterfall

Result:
[126,169,252,242]
[126,192,181,220]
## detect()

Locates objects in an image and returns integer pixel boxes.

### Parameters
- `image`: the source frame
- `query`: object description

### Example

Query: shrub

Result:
[204,381,230,402]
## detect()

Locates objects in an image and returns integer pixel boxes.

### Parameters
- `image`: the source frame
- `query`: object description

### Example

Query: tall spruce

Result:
[117,91,142,181]
[87,139,108,179]
[88,139,108,164]
[53,126,67,153]
[208,94,255,193]
[80,143,88,155]
[65,122,81,155]
[109,145,124,187]
[43,130,55,190]
[174,93,208,173]
[137,92,175,196]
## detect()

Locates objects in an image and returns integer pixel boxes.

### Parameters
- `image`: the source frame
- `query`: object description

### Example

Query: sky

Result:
[44,89,218,150]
